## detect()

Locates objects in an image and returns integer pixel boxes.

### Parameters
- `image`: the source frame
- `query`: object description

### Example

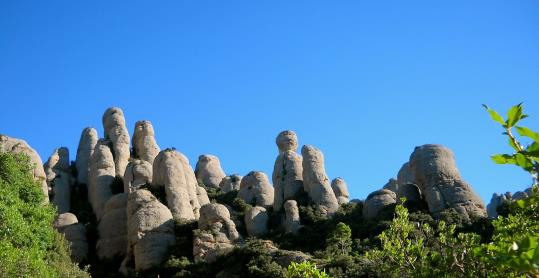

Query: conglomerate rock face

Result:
[44,147,73,213]
[273,150,303,212]
[54,213,88,263]
[331,177,350,205]
[122,190,175,273]
[409,144,486,220]
[75,127,98,185]
[132,120,160,164]
[219,174,242,193]
[88,139,115,220]
[97,193,128,259]
[153,149,207,220]
[123,159,152,193]
[102,107,131,178]
[238,171,274,209]
[0,134,49,201]
[363,189,397,219]
[283,200,301,234]
[244,206,268,237]
[276,130,299,154]
[301,145,339,216]
[195,154,226,189]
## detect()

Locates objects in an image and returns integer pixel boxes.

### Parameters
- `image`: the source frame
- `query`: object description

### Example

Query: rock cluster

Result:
[487,187,533,218]
[123,159,152,193]
[44,147,73,213]
[219,174,242,193]
[195,154,226,188]
[238,171,274,208]
[272,131,304,212]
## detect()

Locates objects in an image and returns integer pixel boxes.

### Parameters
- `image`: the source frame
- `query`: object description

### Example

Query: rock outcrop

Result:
[0,135,49,201]
[301,145,339,216]
[331,177,349,205]
[132,120,160,164]
[123,159,152,193]
[88,139,115,220]
[76,127,98,185]
[122,190,175,273]
[244,206,268,237]
[409,144,486,220]
[102,107,131,177]
[153,149,205,220]
[195,154,226,189]
[487,192,511,218]
[238,171,274,208]
[44,147,73,213]
[273,150,303,212]
[194,203,240,263]
[54,213,88,263]
[97,193,128,259]
[363,189,397,219]
[276,130,298,154]
[219,174,242,193]
[283,200,301,234]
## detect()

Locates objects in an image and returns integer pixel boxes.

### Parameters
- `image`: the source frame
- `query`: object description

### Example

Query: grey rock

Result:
[102,107,131,177]
[331,177,350,205]
[97,193,128,259]
[54,213,88,263]
[283,200,301,234]
[124,159,152,193]
[363,189,396,219]
[219,174,243,193]
[132,120,160,164]
[195,154,226,189]
[238,171,274,209]
[75,127,98,185]
[244,206,268,237]
[273,150,303,212]
[276,130,298,154]
[88,140,115,220]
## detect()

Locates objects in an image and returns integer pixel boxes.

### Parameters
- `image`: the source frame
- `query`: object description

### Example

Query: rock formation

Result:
[123,159,152,193]
[363,189,397,219]
[54,213,88,263]
[194,203,240,263]
[76,127,98,185]
[273,150,303,212]
[44,147,73,213]
[102,107,131,177]
[244,206,268,237]
[197,186,210,206]
[132,120,160,164]
[97,193,128,259]
[301,145,339,216]
[409,144,486,220]
[153,149,206,220]
[195,154,226,189]
[0,135,48,201]
[88,139,115,220]
[382,178,398,193]
[122,189,175,273]
[397,162,415,186]
[276,130,298,154]
[283,200,301,234]
[487,192,512,218]
[238,171,274,208]
[219,174,242,193]
[331,177,349,205]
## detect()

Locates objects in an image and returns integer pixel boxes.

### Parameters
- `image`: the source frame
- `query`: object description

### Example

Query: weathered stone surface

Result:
[197,186,210,206]
[89,140,115,220]
[97,193,128,259]
[397,162,415,186]
[132,120,160,164]
[331,177,349,205]
[244,206,268,237]
[382,178,398,193]
[363,189,397,219]
[301,145,339,216]
[238,171,274,208]
[276,130,298,154]
[487,192,512,218]
[195,203,240,263]
[273,150,303,212]
[102,107,130,177]
[0,135,48,201]
[283,200,301,234]
[152,149,202,220]
[123,159,152,193]
[409,144,487,220]
[122,190,175,273]
[76,127,98,185]
[44,147,73,213]
[195,154,226,189]
[54,213,88,263]
[219,174,242,193]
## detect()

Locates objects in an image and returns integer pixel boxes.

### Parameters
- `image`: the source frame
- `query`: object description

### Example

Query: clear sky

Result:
[1,1,538,203]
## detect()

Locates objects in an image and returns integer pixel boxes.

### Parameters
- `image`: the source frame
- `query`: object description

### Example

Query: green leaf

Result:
[515,126,539,142]
[491,154,516,164]
[526,142,539,157]
[483,104,505,126]
[506,103,523,128]
[514,153,534,171]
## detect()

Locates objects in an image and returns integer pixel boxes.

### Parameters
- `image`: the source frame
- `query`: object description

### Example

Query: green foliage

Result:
[286,261,330,278]
[325,223,352,257]
[483,103,539,185]
[0,152,89,277]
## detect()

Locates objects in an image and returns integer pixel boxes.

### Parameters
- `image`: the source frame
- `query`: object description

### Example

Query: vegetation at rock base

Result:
[0,152,89,277]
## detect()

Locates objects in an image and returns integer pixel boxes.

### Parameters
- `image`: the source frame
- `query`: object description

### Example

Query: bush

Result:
[0,152,89,277]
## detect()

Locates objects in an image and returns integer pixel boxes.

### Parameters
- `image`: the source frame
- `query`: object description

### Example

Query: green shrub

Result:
[0,152,89,277]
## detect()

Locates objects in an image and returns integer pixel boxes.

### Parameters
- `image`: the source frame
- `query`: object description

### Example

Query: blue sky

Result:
[1,1,538,203]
